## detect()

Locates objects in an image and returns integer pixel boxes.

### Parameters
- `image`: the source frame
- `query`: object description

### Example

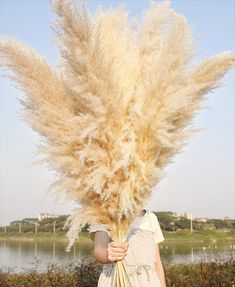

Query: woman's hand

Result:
[107,241,129,263]
[92,231,129,264]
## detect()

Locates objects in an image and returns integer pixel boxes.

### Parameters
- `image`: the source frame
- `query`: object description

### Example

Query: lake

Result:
[0,239,234,273]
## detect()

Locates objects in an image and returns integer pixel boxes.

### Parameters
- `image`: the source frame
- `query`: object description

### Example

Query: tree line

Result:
[0,212,234,234]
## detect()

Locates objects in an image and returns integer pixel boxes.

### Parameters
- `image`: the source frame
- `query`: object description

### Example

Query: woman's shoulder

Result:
[146,210,165,243]
[145,210,162,230]
[147,210,160,221]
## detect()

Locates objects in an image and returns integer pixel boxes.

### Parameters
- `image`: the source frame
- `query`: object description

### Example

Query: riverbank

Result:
[164,229,235,243]
[0,252,234,287]
[0,232,90,242]
[0,229,234,244]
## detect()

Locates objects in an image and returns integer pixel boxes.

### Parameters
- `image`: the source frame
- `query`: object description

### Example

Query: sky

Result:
[0,0,234,226]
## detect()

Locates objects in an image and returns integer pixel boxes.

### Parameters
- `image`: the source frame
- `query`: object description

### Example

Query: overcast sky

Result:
[0,0,234,226]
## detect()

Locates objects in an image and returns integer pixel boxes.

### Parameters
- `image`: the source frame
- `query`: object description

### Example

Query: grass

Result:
[0,232,90,242]
[0,251,234,287]
[163,229,235,243]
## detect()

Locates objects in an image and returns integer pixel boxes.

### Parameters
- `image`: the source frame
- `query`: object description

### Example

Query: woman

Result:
[89,209,167,287]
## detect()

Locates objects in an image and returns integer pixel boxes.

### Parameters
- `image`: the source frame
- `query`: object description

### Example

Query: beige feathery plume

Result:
[0,0,235,285]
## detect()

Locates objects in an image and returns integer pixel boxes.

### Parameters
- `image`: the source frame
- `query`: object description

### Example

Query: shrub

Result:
[0,252,234,287]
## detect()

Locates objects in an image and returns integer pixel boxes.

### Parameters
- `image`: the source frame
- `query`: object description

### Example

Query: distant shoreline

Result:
[0,229,234,244]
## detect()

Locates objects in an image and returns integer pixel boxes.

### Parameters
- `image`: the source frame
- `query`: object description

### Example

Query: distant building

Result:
[38,213,58,221]
[194,217,208,222]
[172,212,192,220]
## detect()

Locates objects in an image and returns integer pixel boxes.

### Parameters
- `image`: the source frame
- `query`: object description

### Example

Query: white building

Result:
[38,213,58,221]
[172,212,192,220]
[194,217,208,222]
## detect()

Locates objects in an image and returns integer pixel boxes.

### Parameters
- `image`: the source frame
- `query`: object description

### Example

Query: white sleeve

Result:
[150,213,165,244]
[88,224,110,239]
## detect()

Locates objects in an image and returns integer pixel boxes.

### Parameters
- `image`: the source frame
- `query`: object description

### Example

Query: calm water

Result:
[0,239,234,273]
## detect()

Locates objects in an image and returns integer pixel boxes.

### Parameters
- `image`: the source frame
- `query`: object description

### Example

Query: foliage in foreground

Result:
[165,252,235,287]
[0,252,234,287]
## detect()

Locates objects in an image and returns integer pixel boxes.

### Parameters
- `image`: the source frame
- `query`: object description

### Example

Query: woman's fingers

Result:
[107,251,126,258]
[107,245,126,255]
[109,241,129,250]
[109,242,126,248]
[123,241,129,251]
[109,242,126,253]
[108,252,126,261]
[108,255,125,262]
[107,241,128,262]
[107,252,125,262]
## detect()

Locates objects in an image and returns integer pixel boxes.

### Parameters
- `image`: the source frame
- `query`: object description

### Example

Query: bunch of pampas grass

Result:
[0,0,234,285]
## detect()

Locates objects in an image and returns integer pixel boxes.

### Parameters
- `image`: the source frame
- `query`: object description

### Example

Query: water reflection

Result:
[0,239,92,272]
[0,239,234,273]
[160,241,234,265]
[191,245,194,262]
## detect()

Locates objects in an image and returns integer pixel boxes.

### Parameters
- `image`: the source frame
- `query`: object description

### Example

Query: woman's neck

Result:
[136,209,146,217]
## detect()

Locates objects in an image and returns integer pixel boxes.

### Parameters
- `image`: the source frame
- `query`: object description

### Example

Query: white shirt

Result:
[88,210,165,244]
